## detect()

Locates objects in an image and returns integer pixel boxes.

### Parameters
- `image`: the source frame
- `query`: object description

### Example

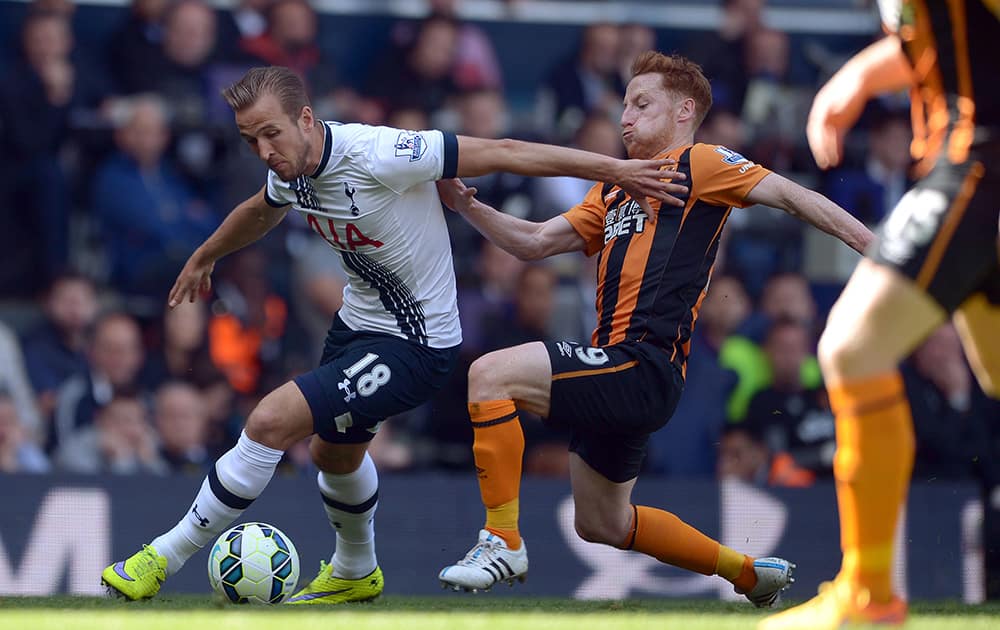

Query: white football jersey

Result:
[265,122,461,348]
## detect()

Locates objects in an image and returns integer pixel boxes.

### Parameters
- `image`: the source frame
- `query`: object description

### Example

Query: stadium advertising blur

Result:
[0,475,982,601]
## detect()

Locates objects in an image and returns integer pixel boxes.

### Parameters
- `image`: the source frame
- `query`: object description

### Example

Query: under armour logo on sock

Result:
[476,466,487,479]
[191,504,210,527]
[338,378,356,403]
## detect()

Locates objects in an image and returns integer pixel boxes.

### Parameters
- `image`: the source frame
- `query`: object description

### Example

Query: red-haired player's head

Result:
[620,52,713,159]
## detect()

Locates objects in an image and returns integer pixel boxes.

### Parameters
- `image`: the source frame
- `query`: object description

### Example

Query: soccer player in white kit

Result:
[101,66,687,603]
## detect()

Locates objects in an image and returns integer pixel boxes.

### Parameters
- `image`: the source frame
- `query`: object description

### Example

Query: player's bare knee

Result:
[468,353,507,401]
[574,514,625,547]
[245,403,294,451]
[817,327,865,380]
[310,438,364,474]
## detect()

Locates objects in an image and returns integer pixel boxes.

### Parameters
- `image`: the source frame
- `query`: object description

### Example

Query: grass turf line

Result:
[2,597,1000,630]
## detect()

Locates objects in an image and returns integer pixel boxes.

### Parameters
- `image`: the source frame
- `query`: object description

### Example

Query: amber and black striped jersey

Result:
[881,0,1000,172]
[563,143,771,376]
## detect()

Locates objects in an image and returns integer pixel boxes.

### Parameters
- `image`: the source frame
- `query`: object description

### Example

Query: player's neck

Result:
[652,135,694,158]
[302,122,327,177]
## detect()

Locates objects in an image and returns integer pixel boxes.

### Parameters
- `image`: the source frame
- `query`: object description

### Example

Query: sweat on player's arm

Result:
[168,185,290,308]
[453,134,688,216]
[743,172,874,253]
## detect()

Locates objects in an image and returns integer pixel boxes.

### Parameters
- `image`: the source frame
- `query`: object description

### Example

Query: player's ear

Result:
[678,97,696,124]
[298,105,314,131]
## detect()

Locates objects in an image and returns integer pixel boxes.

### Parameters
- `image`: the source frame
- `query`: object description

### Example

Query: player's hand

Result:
[614,158,688,224]
[168,255,215,308]
[806,74,869,170]
[436,178,478,215]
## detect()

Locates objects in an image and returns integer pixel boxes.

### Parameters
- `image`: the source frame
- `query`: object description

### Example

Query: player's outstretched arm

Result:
[808,35,914,169]
[168,186,290,307]
[744,173,874,254]
[437,179,584,261]
[453,135,688,216]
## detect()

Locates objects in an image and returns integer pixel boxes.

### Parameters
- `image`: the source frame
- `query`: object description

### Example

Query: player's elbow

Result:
[516,245,547,262]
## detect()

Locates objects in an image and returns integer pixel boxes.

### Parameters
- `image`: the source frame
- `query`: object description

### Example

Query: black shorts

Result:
[544,340,684,483]
[294,316,460,444]
[870,155,1000,312]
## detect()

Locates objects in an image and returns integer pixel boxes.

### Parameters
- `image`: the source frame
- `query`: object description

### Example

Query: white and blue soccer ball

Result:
[208,522,300,604]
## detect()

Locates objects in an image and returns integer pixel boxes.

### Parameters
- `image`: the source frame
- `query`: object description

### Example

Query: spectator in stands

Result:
[93,95,217,300]
[536,22,625,141]
[141,299,240,454]
[141,300,222,390]
[903,324,985,481]
[120,0,233,187]
[366,13,460,118]
[717,423,814,488]
[386,107,430,132]
[695,108,749,154]
[741,27,811,172]
[121,0,218,107]
[108,0,170,94]
[744,320,835,477]
[216,0,270,60]
[617,23,656,90]
[456,240,526,355]
[0,390,49,473]
[154,381,212,473]
[0,322,43,445]
[425,0,504,91]
[239,0,337,95]
[825,111,913,226]
[646,274,746,477]
[23,272,99,420]
[721,272,822,422]
[0,10,108,293]
[688,0,762,114]
[758,271,818,328]
[483,264,558,352]
[231,0,268,38]
[56,392,166,474]
[208,247,288,404]
[51,312,147,450]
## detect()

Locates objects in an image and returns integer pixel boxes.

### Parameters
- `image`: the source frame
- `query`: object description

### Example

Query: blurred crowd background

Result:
[0,0,997,500]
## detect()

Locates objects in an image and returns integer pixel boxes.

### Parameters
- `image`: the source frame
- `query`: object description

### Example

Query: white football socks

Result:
[317,452,379,579]
[152,431,284,576]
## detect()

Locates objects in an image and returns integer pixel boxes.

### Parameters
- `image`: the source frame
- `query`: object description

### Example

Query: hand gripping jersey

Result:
[562,143,771,377]
[265,122,461,348]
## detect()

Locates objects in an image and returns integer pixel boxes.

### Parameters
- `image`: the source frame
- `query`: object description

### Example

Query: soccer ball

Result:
[208,522,300,604]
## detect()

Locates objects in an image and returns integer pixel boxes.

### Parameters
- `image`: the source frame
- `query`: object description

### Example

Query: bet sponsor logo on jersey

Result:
[604,199,648,244]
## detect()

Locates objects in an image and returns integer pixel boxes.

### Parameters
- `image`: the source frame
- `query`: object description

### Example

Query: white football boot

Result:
[438,529,528,592]
[741,557,796,608]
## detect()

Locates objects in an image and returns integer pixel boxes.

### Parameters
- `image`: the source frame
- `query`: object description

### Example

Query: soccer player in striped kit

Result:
[101,65,687,603]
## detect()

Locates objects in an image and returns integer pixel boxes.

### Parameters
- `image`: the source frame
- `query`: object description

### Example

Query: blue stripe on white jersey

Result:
[341,251,428,345]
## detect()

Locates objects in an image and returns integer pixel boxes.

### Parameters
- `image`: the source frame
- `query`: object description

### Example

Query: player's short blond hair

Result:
[631,51,713,128]
[222,66,310,120]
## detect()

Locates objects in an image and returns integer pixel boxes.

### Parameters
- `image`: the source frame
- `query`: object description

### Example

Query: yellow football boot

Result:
[286,561,383,604]
[101,545,168,600]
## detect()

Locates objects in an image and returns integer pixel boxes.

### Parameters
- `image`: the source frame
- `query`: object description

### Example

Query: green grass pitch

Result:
[2,596,1000,630]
